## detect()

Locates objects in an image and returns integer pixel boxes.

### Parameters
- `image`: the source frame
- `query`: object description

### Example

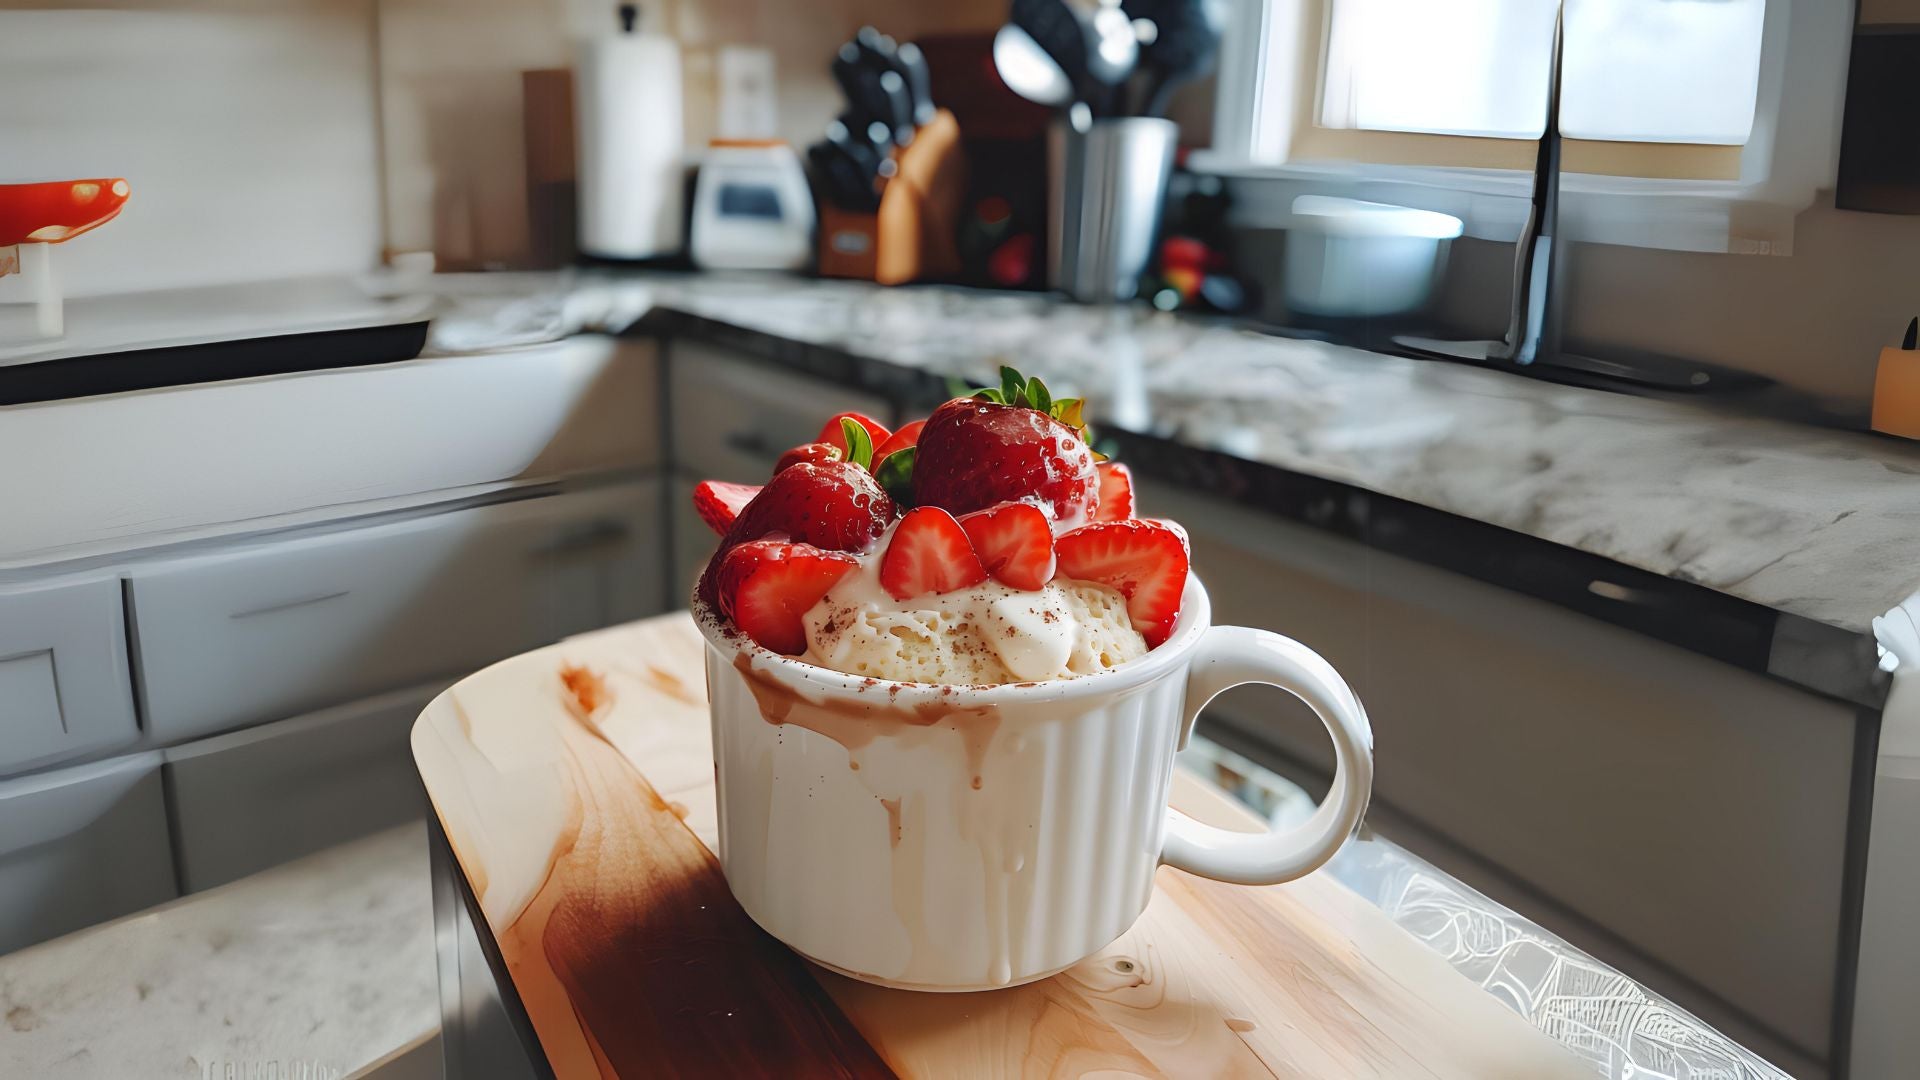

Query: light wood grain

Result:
[413,613,1590,1079]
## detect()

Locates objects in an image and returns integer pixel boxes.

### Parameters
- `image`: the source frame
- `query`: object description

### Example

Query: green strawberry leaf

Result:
[1026,376,1051,414]
[874,445,916,505]
[1000,366,1025,406]
[839,417,874,470]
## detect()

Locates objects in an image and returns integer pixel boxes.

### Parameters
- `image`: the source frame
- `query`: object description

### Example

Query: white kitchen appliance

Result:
[688,142,815,272]
[574,4,683,260]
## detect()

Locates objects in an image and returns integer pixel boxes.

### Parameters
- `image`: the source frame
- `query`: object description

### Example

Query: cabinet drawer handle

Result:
[229,590,350,620]
[532,519,632,556]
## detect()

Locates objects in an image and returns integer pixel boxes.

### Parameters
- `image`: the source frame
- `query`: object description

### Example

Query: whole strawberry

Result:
[698,460,895,604]
[911,367,1098,525]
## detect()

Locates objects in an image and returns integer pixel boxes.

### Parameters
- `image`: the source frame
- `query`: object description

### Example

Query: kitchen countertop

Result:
[14,268,1918,705]
[0,823,436,1079]
[612,273,1916,707]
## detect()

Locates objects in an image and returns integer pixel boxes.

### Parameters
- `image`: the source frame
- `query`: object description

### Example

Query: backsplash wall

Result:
[378,0,1005,269]
[0,0,382,297]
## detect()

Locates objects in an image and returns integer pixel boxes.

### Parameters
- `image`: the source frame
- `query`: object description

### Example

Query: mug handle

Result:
[1160,626,1375,886]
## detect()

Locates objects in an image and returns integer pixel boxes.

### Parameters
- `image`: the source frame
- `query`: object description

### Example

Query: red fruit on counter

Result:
[714,540,858,654]
[1094,462,1134,521]
[818,412,892,456]
[911,370,1098,525]
[881,506,987,601]
[958,502,1055,591]
[0,178,131,246]
[872,419,925,467]
[699,461,895,603]
[774,441,842,474]
[692,479,762,535]
[1054,519,1189,647]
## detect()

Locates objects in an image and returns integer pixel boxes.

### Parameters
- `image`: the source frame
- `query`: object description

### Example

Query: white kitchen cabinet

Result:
[0,337,661,566]
[0,753,174,953]
[0,576,138,777]
[130,481,664,743]
[667,340,893,483]
[163,681,446,892]
[1142,479,1848,1073]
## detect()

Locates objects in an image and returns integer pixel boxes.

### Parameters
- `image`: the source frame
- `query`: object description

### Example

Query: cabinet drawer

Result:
[669,342,892,482]
[164,683,442,892]
[0,577,138,776]
[130,481,663,742]
[0,753,174,953]
[669,474,721,606]
[1148,482,1848,1061]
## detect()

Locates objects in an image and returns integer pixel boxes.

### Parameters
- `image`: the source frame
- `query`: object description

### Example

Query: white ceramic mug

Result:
[696,575,1374,991]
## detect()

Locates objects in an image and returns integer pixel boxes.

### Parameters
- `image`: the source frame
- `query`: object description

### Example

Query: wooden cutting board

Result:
[412,612,1589,1079]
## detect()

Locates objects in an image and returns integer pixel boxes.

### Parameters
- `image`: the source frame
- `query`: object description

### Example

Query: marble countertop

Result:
[619,274,1920,645]
[0,824,435,1079]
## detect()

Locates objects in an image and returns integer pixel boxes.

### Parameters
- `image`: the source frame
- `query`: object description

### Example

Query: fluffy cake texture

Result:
[802,577,1146,685]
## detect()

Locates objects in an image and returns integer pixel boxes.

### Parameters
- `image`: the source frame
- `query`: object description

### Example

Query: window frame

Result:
[1200,0,1849,255]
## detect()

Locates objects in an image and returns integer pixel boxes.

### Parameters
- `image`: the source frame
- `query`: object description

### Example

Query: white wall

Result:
[0,1,383,297]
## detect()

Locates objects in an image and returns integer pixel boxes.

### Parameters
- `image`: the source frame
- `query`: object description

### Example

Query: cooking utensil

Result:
[1010,0,1092,104]
[875,70,916,147]
[1123,0,1220,117]
[994,23,1074,107]
[831,45,890,131]
[894,42,937,126]
[808,140,879,211]
[1083,0,1140,113]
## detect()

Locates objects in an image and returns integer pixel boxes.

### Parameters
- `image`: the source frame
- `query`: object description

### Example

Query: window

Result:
[1221,0,1775,181]
[1318,0,1766,147]
[1205,0,1848,252]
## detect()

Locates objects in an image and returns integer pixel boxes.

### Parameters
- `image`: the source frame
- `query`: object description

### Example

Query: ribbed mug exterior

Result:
[697,579,1215,991]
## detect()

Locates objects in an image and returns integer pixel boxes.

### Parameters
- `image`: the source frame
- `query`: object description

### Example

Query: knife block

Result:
[818,109,965,285]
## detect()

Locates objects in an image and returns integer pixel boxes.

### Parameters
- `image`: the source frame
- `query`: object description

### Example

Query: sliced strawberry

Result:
[958,502,1055,590]
[774,441,842,474]
[880,506,987,600]
[818,412,892,456]
[1094,462,1135,521]
[715,540,857,654]
[872,419,925,468]
[692,480,761,535]
[698,461,895,605]
[1054,519,1189,647]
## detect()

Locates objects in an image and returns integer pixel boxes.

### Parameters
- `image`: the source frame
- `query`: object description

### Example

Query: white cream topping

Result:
[797,518,1144,685]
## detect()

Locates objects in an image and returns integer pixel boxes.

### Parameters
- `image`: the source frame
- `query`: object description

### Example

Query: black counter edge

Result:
[648,309,1891,713]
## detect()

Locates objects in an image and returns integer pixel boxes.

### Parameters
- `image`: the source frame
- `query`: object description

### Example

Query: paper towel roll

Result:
[575,23,684,259]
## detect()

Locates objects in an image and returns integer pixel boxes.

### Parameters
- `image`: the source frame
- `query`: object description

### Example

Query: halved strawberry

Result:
[880,506,987,600]
[1054,519,1189,647]
[957,502,1055,590]
[692,480,761,535]
[818,412,892,456]
[1094,462,1135,521]
[872,419,925,467]
[715,540,857,654]
[774,441,842,474]
[698,461,895,605]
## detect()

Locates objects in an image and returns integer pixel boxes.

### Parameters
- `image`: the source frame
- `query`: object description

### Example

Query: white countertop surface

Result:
[0,824,435,1079]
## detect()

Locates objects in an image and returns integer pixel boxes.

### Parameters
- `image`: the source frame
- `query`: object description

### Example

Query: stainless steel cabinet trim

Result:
[0,577,138,776]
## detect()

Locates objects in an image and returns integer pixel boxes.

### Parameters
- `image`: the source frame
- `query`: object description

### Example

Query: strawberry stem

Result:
[839,417,874,469]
